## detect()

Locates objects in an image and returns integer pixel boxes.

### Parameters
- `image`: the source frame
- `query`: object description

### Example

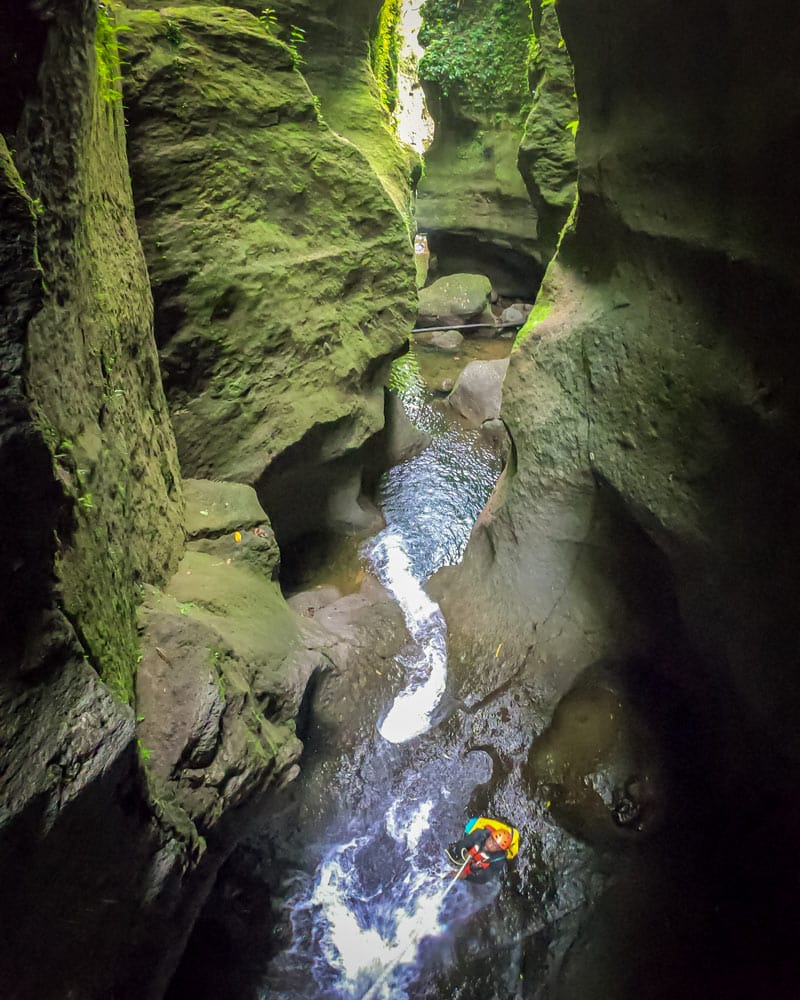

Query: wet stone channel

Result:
[168,340,720,1000]
[257,339,514,998]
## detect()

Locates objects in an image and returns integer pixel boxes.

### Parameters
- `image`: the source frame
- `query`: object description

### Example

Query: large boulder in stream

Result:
[121,4,418,548]
[414,327,464,351]
[447,357,509,427]
[417,272,493,329]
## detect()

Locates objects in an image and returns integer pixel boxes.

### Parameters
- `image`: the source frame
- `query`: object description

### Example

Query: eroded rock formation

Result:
[120,1,418,550]
[438,0,800,993]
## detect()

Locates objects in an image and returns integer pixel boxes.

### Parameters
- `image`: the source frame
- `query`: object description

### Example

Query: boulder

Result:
[447,358,510,427]
[414,328,464,351]
[184,479,280,580]
[383,390,431,465]
[501,304,526,327]
[417,273,492,328]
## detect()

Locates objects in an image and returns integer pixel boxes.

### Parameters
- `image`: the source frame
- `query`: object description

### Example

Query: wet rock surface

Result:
[436,0,800,996]
[526,659,677,845]
[447,356,510,427]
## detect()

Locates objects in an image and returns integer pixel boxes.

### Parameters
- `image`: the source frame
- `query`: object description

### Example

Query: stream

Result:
[171,338,706,1000]
[257,340,511,999]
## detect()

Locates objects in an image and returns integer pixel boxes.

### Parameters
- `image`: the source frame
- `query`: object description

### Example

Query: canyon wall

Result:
[440,0,800,993]
[1,3,190,996]
[0,1,418,996]
[120,0,418,550]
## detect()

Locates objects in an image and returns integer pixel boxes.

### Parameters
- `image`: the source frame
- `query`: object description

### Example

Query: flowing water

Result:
[257,341,510,999]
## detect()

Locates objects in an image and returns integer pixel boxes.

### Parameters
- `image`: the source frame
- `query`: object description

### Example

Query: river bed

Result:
[257,338,515,998]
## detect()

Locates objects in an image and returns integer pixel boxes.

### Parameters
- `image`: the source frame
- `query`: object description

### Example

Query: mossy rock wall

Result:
[415,0,541,295]
[517,0,577,251]
[0,2,194,997]
[120,4,417,546]
[12,4,185,703]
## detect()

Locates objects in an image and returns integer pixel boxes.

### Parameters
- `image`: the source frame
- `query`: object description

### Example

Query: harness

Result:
[466,843,504,871]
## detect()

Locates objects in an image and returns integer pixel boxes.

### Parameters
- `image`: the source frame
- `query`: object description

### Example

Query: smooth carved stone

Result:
[448,357,510,427]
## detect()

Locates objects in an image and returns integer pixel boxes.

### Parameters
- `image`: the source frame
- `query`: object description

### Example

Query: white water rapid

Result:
[367,530,447,744]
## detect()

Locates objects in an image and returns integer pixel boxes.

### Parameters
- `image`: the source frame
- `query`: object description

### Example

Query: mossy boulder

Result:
[121,5,417,547]
[417,272,492,327]
[183,477,281,578]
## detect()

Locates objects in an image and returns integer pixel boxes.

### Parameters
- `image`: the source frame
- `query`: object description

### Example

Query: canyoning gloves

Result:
[467,845,491,871]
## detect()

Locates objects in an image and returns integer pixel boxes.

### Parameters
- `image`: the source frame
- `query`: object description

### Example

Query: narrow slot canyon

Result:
[2,2,800,999]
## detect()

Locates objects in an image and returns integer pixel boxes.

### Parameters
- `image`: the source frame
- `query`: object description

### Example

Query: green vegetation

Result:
[258,7,278,33]
[163,18,184,47]
[513,298,551,348]
[258,8,306,69]
[418,0,531,111]
[95,4,125,104]
[370,0,401,113]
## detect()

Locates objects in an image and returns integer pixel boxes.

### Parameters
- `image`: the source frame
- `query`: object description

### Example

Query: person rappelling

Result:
[444,816,519,883]
[360,816,520,999]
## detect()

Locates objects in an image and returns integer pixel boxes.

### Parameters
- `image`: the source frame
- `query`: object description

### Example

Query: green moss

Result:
[122,7,417,484]
[371,0,402,113]
[95,5,124,104]
[25,3,184,707]
[513,298,552,348]
[513,194,577,348]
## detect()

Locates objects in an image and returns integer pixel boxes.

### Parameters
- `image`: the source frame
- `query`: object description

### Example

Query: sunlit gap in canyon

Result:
[395,0,435,155]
